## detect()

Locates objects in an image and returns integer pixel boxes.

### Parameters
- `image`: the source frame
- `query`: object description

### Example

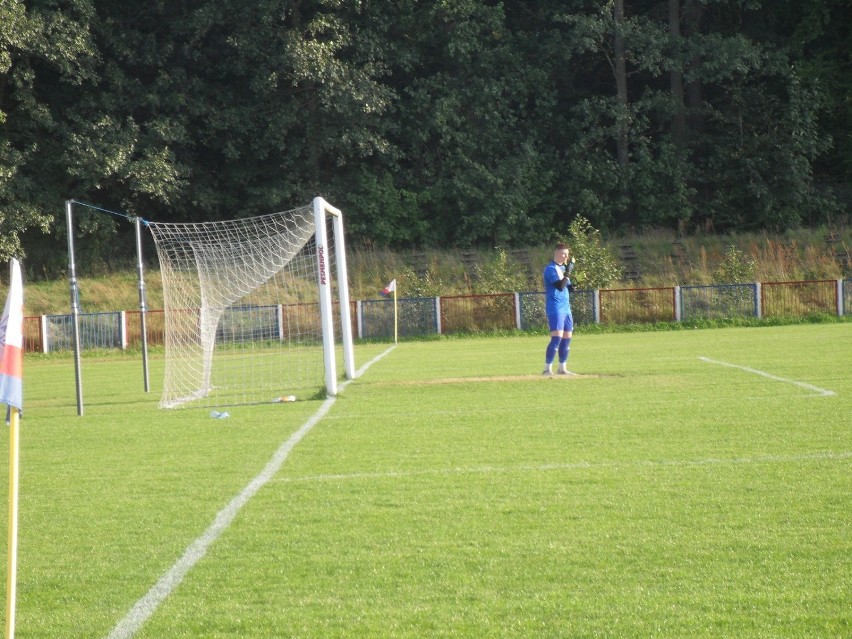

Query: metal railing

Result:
[22,279,851,352]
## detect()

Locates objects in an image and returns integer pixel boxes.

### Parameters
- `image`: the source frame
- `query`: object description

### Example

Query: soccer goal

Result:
[148,197,355,409]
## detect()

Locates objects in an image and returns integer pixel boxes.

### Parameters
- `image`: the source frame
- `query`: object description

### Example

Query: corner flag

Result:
[380,279,396,296]
[380,279,398,343]
[2,258,24,639]
[0,258,24,410]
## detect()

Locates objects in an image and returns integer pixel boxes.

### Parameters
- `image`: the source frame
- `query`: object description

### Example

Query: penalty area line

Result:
[105,344,397,639]
[698,356,836,397]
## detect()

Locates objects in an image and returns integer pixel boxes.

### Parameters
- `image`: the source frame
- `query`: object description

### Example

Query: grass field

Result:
[2,324,850,638]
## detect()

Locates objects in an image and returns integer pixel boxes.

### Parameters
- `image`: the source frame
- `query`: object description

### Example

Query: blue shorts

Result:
[547,312,573,333]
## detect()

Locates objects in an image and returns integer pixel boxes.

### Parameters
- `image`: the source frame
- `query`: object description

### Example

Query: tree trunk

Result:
[614,0,629,167]
[669,0,686,148]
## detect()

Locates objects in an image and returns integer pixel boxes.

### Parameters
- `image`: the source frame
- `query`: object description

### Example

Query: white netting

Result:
[148,205,340,408]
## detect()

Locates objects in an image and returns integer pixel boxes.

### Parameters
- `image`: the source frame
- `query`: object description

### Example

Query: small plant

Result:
[715,245,756,284]
[560,216,623,289]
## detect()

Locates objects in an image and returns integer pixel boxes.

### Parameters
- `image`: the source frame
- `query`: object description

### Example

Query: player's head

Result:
[553,243,570,265]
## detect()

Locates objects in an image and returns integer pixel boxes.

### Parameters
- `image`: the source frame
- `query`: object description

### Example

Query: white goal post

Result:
[148,197,355,408]
[314,197,356,394]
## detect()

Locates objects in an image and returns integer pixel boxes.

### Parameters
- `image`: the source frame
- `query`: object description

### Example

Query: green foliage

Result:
[781,0,852,181]
[715,244,757,284]
[345,171,427,247]
[1,0,851,267]
[473,247,531,294]
[0,0,97,260]
[397,265,446,298]
[561,216,623,289]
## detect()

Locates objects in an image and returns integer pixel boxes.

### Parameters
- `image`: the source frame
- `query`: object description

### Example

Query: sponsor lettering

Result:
[318,245,327,285]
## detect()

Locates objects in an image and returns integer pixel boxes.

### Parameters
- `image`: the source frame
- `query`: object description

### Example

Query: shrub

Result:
[473,248,531,294]
[715,245,756,284]
[560,216,623,289]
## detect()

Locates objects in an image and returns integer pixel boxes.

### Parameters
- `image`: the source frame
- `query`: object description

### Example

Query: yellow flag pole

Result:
[6,408,20,639]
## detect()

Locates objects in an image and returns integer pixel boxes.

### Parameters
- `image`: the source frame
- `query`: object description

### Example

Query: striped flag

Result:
[380,279,396,297]
[0,258,24,411]
[3,258,23,639]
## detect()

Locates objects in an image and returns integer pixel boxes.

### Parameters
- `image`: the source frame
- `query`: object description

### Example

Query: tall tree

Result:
[682,0,836,231]
[353,0,557,246]
[0,0,98,262]
[22,0,399,270]
[2,0,846,269]
[779,0,852,191]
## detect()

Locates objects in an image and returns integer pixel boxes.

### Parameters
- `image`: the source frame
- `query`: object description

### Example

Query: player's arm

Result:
[553,276,574,292]
[549,264,573,292]
[546,262,575,291]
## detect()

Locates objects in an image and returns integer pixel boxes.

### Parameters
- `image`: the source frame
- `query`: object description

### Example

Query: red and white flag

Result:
[380,279,396,297]
[0,258,24,411]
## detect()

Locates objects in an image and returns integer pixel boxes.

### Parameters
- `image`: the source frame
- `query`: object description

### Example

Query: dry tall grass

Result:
[16,226,851,315]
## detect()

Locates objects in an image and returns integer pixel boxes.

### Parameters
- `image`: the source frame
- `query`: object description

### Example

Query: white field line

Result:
[271,450,852,485]
[698,356,836,397]
[106,345,397,639]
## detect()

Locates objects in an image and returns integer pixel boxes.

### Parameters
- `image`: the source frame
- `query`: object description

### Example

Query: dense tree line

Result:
[1,0,849,275]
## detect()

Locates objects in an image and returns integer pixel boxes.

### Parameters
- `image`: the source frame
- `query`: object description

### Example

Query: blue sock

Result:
[545,336,561,364]
[558,337,571,364]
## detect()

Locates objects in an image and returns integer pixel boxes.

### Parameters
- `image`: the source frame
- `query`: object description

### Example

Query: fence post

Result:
[674,286,682,322]
[837,279,844,317]
[513,292,521,330]
[40,315,49,353]
[754,282,762,318]
[356,300,363,339]
[435,297,442,334]
[593,290,601,324]
[277,304,285,341]
[119,311,128,350]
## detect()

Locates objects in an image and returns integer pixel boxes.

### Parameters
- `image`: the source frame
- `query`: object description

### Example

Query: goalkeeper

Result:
[542,243,574,376]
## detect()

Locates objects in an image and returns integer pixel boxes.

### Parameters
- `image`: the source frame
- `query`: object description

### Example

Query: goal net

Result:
[148,197,355,409]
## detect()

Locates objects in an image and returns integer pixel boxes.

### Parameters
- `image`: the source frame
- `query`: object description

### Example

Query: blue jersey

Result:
[543,261,571,315]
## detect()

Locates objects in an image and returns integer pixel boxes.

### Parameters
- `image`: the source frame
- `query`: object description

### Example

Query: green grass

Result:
[2,325,850,637]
